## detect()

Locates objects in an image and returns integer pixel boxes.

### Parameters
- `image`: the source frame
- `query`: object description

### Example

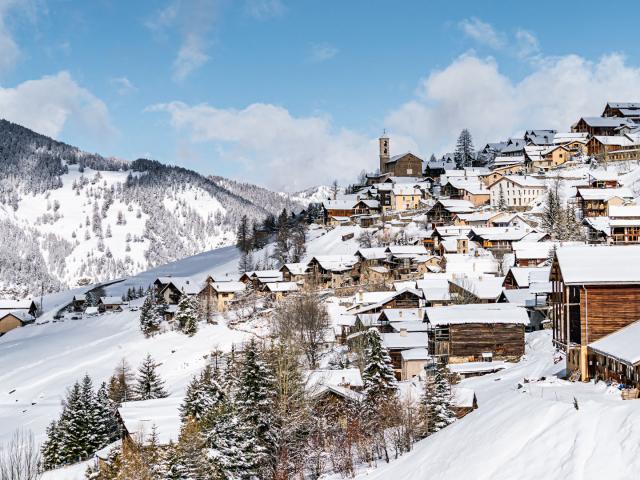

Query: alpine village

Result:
[5,102,640,480]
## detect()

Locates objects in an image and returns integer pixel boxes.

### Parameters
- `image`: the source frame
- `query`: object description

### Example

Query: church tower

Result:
[379,134,390,174]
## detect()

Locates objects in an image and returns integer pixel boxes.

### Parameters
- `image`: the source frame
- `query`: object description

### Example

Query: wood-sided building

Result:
[587,320,640,389]
[550,245,640,381]
[574,187,633,218]
[426,303,527,364]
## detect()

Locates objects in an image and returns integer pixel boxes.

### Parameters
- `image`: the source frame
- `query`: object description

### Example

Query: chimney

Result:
[399,328,407,337]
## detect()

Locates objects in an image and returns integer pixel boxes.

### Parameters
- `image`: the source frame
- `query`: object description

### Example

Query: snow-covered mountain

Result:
[0,119,303,296]
[290,184,334,204]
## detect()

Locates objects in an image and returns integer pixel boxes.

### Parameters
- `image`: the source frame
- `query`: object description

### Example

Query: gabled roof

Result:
[506,267,551,288]
[212,281,246,293]
[0,310,35,324]
[356,247,387,261]
[280,262,309,275]
[578,116,635,128]
[496,175,547,188]
[555,245,640,285]
[265,281,299,293]
[426,303,529,326]
[0,299,36,310]
[385,245,428,256]
[99,296,124,305]
[118,397,182,446]
[575,187,633,201]
[381,332,429,350]
[449,275,505,301]
[306,368,364,389]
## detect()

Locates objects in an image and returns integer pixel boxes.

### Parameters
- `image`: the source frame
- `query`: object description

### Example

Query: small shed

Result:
[98,297,124,312]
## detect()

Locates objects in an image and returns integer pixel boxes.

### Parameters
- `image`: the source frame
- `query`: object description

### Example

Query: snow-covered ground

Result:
[0,300,249,447]
[344,331,640,480]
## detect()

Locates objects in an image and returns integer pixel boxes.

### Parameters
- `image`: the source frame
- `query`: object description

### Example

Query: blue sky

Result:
[3,0,640,190]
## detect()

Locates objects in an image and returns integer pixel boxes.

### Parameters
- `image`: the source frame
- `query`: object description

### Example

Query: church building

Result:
[379,135,424,177]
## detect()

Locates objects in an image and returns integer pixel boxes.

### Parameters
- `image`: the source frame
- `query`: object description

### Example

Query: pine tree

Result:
[165,418,220,480]
[96,381,120,445]
[234,339,276,475]
[362,328,398,405]
[133,354,169,400]
[454,129,475,169]
[180,365,225,423]
[108,358,135,403]
[236,214,251,254]
[41,420,62,470]
[238,251,254,274]
[497,183,507,210]
[421,365,455,436]
[139,291,158,337]
[175,294,199,336]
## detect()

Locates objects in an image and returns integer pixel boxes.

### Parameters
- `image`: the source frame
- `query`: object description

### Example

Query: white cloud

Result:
[245,0,285,20]
[309,42,338,63]
[147,0,217,82]
[386,53,640,157]
[110,76,137,96]
[147,101,412,191]
[459,17,505,49]
[0,0,36,74]
[0,71,115,139]
[515,29,540,59]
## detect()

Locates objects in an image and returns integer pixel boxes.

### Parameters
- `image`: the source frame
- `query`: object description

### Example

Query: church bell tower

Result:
[379,133,389,174]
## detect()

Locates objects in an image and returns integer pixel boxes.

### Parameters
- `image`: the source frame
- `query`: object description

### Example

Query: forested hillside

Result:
[0,120,305,296]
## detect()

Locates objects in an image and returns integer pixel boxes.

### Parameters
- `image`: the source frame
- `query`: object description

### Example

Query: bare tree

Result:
[0,430,41,480]
[273,293,329,368]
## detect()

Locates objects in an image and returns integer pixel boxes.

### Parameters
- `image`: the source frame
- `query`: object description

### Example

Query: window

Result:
[407,169,413,174]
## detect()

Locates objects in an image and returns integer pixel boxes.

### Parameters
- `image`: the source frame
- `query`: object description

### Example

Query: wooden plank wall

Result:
[450,323,524,358]
[580,285,640,344]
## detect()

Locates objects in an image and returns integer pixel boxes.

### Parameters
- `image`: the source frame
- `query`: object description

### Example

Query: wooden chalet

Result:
[468,227,530,253]
[381,331,429,379]
[98,296,124,312]
[280,262,309,284]
[572,117,635,136]
[72,294,87,312]
[602,102,640,118]
[574,187,633,218]
[427,199,475,225]
[0,310,35,335]
[550,245,640,381]
[426,303,527,364]
[587,171,621,189]
[307,255,359,289]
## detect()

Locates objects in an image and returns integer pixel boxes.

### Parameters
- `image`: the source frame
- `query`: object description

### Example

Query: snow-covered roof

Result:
[401,347,430,361]
[252,270,284,281]
[507,267,551,288]
[588,320,640,366]
[381,332,429,350]
[381,308,424,322]
[588,170,620,182]
[73,294,87,302]
[500,288,546,308]
[449,275,505,300]
[498,175,547,188]
[0,310,35,323]
[306,368,364,389]
[556,245,640,285]
[576,187,633,201]
[470,227,530,242]
[426,303,529,326]
[512,241,583,260]
[313,255,359,272]
[281,262,308,275]
[578,117,635,128]
[392,321,429,333]
[447,361,509,375]
[392,185,422,195]
[164,277,205,295]
[100,296,123,305]
[84,306,99,315]
[386,245,428,256]
[592,135,636,146]
[265,281,299,293]
[0,299,35,310]
[444,253,499,277]
[609,205,640,218]
[451,387,476,408]
[356,247,388,260]
[212,281,246,293]
[118,397,183,446]
[310,384,363,402]
[416,276,451,302]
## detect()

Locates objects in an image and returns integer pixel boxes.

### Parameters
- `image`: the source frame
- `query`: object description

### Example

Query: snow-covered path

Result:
[351,331,640,480]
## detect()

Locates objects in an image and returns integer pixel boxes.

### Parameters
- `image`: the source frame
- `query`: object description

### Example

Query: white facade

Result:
[489,176,547,209]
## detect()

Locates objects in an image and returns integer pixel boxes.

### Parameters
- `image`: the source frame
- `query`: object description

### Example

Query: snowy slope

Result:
[0,301,249,447]
[345,331,640,480]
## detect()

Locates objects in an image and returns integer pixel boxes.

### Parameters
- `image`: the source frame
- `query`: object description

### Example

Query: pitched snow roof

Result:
[401,347,430,361]
[212,281,246,293]
[392,321,429,333]
[265,281,299,292]
[556,245,640,285]
[507,267,551,288]
[281,262,309,275]
[0,299,35,310]
[118,397,183,446]
[0,310,35,323]
[380,308,425,322]
[426,303,528,326]
[576,187,633,201]
[499,175,547,188]
[588,319,640,366]
[306,368,364,389]
[100,296,123,305]
[386,245,428,256]
[356,247,388,260]
[381,332,429,350]
[608,205,640,218]
[447,361,509,374]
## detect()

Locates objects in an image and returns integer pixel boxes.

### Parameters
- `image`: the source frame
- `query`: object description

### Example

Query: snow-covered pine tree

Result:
[165,417,221,480]
[107,358,135,403]
[238,251,254,274]
[454,129,475,169]
[139,291,157,337]
[133,354,168,400]
[175,294,199,336]
[180,365,225,423]
[236,214,251,254]
[234,339,276,475]
[421,364,455,436]
[96,381,120,445]
[362,327,398,405]
[41,420,62,470]
[497,183,507,211]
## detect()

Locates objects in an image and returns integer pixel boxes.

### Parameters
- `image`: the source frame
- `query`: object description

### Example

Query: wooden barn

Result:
[0,310,35,335]
[550,245,640,381]
[426,303,527,364]
[587,320,640,389]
